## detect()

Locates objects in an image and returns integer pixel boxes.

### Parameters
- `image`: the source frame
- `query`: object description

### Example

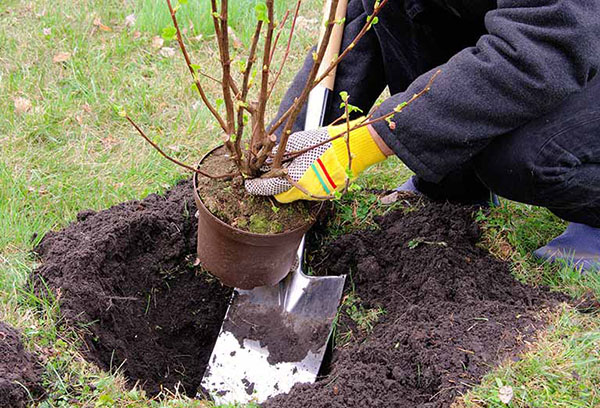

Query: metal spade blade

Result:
[200,238,345,404]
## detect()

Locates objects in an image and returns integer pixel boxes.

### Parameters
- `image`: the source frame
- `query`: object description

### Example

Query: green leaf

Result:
[348,183,362,193]
[394,101,408,112]
[190,64,201,72]
[161,26,177,41]
[408,239,421,250]
[112,104,126,117]
[255,2,269,23]
[178,0,188,4]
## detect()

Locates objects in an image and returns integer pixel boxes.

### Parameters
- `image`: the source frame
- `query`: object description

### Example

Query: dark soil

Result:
[0,322,45,408]
[32,180,232,397]
[265,195,565,408]
[196,146,318,234]
[31,180,566,406]
[222,294,331,365]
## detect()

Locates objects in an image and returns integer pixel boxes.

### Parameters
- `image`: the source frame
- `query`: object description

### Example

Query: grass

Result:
[1,0,598,407]
[135,0,289,42]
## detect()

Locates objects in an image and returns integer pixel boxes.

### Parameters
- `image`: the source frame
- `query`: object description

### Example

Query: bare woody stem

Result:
[126,115,236,180]
[342,97,352,193]
[250,0,276,163]
[236,20,263,171]
[285,174,335,200]
[312,0,390,87]
[267,0,389,170]
[269,10,291,65]
[266,0,389,142]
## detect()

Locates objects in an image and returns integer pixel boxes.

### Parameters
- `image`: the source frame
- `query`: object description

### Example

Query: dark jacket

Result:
[370,0,600,182]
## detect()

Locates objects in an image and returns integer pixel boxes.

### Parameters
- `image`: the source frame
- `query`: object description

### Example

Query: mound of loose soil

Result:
[31,180,564,406]
[266,195,564,408]
[0,322,45,408]
[33,180,232,397]
[196,146,318,234]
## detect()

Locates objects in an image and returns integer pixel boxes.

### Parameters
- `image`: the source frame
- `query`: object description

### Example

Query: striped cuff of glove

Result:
[329,122,387,177]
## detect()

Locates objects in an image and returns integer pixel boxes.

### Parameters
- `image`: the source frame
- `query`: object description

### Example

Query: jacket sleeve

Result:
[372,0,600,183]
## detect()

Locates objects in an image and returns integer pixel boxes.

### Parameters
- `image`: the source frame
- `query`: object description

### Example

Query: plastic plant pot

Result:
[193,147,315,290]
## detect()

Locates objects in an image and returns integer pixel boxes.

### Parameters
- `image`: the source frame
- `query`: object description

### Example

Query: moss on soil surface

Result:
[196,146,318,234]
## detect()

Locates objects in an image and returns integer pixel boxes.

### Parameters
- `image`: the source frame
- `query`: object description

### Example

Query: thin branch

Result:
[312,0,390,88]
[166,0,228,133]
[285,175,335,200]
[269,9,290,65]
[217,0,236,134]
[267,0,388,139]
[343,98,352,193]
[126,116,236,180]
[280,70,441,162]
[236,20,263,170]
[267,0,302,100]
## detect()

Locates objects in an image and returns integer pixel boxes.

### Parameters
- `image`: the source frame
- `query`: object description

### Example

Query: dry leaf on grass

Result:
[14,97,32,114]
[124,14,136,27]
[101,135,120,150]
[52,52,71,63]
[227,26,243,49]
[498,385,514,404]
[380,192,400,205]
[159,47,176,58]
[93,17,112,32]
[151,36,164,49]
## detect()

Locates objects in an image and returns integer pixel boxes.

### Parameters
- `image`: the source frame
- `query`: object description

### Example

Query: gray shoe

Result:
[533,223,600,272]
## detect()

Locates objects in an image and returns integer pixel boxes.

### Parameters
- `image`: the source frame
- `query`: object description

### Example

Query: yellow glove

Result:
[245,119,387,203]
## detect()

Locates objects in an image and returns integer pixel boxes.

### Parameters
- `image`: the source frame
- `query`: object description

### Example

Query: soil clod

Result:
[0,322,45,408]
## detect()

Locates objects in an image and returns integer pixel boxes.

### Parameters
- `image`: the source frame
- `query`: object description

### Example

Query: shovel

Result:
[200,0,348,404]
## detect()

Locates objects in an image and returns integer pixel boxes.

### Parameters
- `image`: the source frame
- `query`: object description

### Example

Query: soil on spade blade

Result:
[196,146,318,234]
[266,195,565,408]
[0,322,45,408]
[32,180,232,397]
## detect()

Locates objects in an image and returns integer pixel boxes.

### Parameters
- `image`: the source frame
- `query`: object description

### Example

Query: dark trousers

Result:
[274,0,600,227]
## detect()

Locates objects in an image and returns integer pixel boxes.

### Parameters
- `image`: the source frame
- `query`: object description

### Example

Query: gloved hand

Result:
[245,119,387,203]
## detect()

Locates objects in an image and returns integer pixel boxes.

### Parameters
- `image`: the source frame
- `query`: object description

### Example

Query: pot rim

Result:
[193,145,320,238]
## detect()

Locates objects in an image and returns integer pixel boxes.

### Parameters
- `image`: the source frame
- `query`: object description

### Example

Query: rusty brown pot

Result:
[193,147,315,290]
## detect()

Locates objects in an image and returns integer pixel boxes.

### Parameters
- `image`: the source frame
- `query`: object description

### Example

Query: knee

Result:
[474,135,580,204]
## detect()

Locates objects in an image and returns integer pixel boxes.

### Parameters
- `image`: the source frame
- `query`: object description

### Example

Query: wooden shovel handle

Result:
[317,0,349,91]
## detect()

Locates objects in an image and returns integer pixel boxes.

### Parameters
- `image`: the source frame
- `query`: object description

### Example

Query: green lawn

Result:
[0,0,598,407]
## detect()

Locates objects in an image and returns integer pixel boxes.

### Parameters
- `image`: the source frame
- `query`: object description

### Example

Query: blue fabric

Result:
[534,223,600,272]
